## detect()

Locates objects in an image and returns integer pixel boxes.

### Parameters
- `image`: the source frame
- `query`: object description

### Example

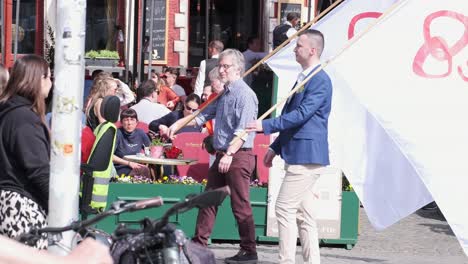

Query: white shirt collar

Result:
[212,54,219,59]
[297,62,321,82]
[285,21,293,27]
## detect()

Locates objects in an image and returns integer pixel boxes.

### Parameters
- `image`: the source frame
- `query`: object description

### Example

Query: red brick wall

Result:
[167,0,180,66]
[135,0,181,67]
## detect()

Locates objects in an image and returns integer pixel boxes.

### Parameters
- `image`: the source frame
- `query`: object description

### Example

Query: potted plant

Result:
[85,50,120,67]
[149,138,165,158]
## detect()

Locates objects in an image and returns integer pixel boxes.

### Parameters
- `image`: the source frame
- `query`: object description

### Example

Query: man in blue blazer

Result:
[248,29,332,264]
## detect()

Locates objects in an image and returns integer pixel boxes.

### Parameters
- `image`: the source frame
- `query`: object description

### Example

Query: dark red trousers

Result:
[192,150,257,253]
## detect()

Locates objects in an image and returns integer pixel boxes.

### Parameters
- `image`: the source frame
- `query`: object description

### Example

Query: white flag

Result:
[266,0,399,108]
[330,0,468,255]
[266,0,431,235]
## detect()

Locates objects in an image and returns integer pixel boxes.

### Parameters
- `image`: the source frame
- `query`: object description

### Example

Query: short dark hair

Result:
[91,69,104,80]
[287,12,300,22]
[137,80,158,98]
[165,67,179,78]
[299,29,325,57]
[120,108,138,121]
[185,93,201,105]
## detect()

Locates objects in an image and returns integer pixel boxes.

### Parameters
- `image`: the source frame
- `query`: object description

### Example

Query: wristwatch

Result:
[225,151,234,157]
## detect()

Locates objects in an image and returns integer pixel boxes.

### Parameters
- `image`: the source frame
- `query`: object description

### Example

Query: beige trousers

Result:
[276,164,323,264]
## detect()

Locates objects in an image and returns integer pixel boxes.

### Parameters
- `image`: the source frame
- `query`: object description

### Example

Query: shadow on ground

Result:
[419,223,455,236]
[415,208,446,221]
[321,254,387,263]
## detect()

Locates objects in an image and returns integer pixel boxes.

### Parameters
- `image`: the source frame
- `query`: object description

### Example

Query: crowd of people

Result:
[0,12,333,263]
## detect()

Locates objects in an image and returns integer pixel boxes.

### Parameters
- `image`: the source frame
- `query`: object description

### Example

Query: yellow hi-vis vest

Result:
[88,121,116,210]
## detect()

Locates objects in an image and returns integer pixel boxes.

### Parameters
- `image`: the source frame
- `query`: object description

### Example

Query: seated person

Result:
[162,67,186,97]
[150,70,180,110]
[149,93,202,136]
[131,80,170,124]
[112,109,151,177]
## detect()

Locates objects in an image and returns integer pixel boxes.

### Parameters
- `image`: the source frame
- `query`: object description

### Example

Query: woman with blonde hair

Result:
[85,76,118,130]
[0,55,52,249]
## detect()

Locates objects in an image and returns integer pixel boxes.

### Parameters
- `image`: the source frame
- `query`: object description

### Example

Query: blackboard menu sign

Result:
[278,0,302,24]
[144,0,168,64]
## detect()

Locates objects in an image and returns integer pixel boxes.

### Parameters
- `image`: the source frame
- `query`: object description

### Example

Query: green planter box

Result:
[321,191,360,249]
[210,189,359,249]
[95,183,203,236]
[95,184,359,249]
[211,187,268,241]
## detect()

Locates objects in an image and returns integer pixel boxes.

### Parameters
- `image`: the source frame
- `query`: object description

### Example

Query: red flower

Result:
[165,146,183,159]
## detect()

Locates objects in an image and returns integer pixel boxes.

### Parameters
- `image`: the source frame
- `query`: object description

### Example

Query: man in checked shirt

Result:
[167,49,259,264]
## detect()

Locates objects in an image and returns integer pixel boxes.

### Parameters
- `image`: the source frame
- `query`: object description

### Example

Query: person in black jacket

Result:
[0,55,52,249]
[272,12,300,48]
[149,93,202,136]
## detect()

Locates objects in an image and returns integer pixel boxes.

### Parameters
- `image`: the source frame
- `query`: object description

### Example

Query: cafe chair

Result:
[172,132,210,182]
[252,134,270,183]
[80,96,120,220]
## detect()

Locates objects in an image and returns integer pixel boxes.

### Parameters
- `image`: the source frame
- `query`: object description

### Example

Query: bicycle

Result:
[19,186,231,264]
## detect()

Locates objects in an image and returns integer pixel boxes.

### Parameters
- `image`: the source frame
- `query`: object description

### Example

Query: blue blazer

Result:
[263,66,332,165]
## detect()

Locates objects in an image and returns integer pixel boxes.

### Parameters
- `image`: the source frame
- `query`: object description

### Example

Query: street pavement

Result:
[209,208,468,264]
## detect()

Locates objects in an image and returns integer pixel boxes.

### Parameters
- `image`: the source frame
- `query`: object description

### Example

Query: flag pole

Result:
[170,0,344,133]
[229,0,406,145]
[243,0,344,77]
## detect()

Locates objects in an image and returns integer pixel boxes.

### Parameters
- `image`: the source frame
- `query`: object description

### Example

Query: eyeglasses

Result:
[161,75,167,79]
[218,64,234,70]
[185,104,198,112]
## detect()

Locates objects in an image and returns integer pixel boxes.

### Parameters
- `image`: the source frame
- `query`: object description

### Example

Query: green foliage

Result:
[342,175,354,191]
[85,50,119,59]
[151,137,165,146]
[85,50,99,59]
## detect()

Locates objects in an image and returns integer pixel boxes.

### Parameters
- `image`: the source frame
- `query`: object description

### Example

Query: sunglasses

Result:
[185,104,198,112]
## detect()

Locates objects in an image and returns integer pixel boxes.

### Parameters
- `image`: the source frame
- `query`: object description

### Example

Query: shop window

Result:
[11,0,36,54]
[189,0,261,67]
[86,0,117,51]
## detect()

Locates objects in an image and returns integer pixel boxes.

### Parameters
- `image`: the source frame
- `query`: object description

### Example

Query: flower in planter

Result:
[342,175,354,191]
[201,179,208,186]
[114,174,153,184]
[113,173,208,186]
[164,146,183,159]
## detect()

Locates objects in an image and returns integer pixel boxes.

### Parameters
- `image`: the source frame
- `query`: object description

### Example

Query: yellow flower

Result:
[296,85,305,93]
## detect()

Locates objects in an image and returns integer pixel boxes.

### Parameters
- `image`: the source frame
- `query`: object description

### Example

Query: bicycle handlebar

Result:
[32,196,164,235]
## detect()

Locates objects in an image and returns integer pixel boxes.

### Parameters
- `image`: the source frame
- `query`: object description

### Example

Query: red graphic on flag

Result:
[413,11,468,81]
[348,12,383,40]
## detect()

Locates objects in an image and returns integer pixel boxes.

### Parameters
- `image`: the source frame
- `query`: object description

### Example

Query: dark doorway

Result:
[188,0,262,67]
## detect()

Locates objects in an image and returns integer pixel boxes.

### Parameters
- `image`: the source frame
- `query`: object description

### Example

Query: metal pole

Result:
[14,0,20,60]
[48,0,87,255]
[263,0,270,51]
[125,0,132,83]
[204,0,209,60]
[1,0,5,65]
[147,0,154,80]
[135,0,141,84]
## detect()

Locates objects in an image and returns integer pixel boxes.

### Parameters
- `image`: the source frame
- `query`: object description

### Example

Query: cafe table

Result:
[123,154,198,179]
